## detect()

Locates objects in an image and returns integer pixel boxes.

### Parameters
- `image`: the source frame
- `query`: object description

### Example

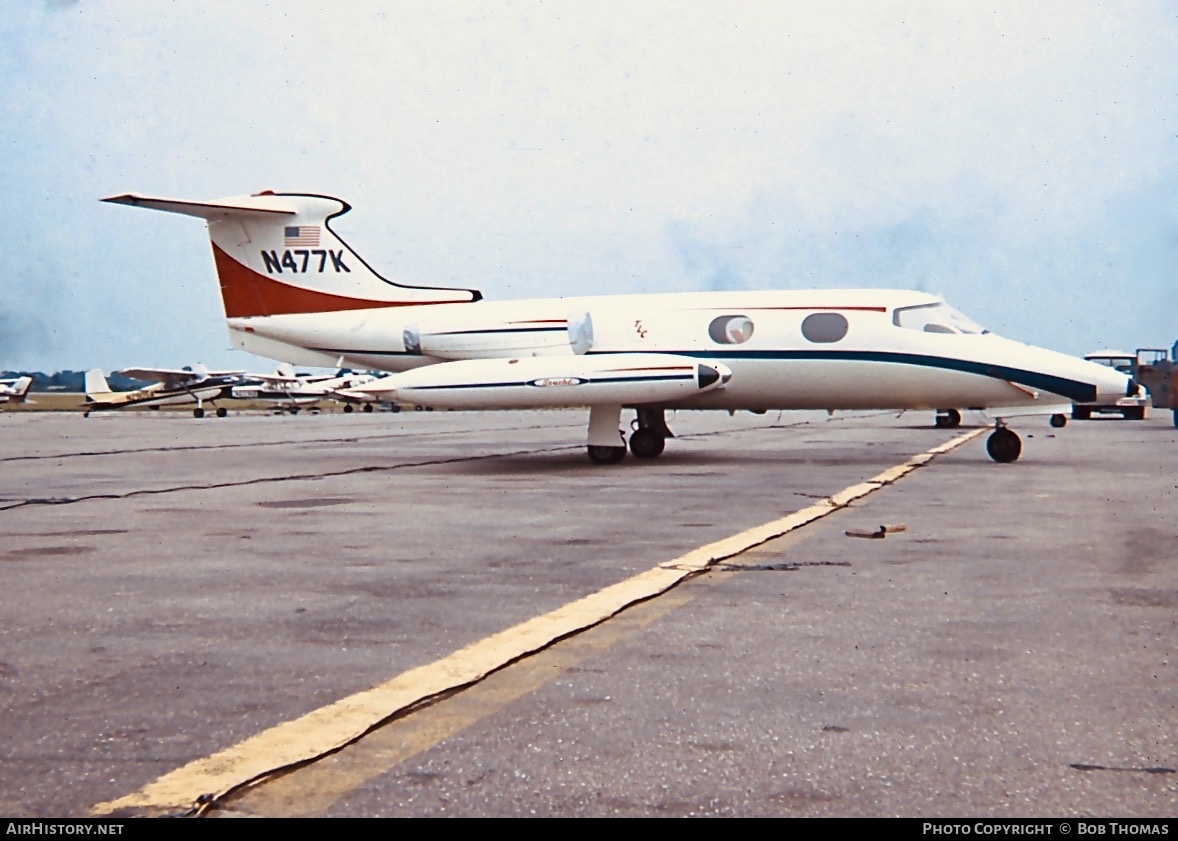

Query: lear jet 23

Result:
[84,366,245,417]
[0,376,34,405]
[102,190,1136,463]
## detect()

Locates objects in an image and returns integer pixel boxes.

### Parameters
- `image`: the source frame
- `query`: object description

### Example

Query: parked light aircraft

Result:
[83,366,246,417]
[0,376,34,405]
[102,190,1136,463]
[229,366,381,413]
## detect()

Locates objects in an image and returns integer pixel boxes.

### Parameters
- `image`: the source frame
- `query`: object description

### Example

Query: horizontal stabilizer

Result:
[102,192,297,220]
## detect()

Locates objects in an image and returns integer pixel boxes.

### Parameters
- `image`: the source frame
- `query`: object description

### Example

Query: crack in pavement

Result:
[2,415,949,514]
[0,421,586,463]
[0,446,579,512]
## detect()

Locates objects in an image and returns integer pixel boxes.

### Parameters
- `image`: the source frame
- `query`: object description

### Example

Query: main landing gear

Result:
[629,407,671,459]
[934,408,962,428]
[585,406,673,464]
[193,405,229,418]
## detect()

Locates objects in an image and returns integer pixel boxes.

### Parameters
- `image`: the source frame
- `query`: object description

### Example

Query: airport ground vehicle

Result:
[1071,351,1150,420]
[1134,344,1178,428]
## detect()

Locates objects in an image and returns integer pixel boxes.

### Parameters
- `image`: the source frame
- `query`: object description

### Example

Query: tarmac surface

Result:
[0,407,1174,818]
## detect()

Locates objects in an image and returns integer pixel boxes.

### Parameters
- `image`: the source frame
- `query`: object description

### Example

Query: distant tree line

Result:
[1,371,149,392]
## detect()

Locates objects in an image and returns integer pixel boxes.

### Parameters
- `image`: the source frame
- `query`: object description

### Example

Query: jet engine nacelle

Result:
[405,312,575,360]
[355,353,731,410]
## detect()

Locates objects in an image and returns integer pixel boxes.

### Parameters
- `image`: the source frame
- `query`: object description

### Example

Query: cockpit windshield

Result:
[892,302,987,335]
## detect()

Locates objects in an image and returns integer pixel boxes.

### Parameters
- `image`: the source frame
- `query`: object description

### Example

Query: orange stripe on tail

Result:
[212,245,460,318]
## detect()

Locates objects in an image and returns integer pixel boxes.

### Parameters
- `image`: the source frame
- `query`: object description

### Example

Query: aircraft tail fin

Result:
[84,369,113,401]
[101,191,482,320]
[9,376,33,403]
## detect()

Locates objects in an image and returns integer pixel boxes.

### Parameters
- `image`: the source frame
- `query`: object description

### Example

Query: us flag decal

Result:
[284,225,321,247]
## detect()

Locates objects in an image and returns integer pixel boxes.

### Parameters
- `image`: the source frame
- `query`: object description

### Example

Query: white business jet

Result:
[102,191,1134,463]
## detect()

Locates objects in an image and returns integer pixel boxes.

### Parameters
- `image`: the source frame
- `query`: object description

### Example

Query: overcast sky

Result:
[2,1,1176,373]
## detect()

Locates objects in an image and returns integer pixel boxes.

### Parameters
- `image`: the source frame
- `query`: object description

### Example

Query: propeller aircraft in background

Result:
[83,366,246,418]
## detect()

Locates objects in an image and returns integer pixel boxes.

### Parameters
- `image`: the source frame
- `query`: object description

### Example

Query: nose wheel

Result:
[986,426,1022,463]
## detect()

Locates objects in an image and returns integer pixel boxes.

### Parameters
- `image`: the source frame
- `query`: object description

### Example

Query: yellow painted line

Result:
[91,426,984,817]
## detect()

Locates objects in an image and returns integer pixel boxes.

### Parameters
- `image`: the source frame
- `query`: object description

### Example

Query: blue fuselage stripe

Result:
[587,349,1098,403]
[308,346,1098,403]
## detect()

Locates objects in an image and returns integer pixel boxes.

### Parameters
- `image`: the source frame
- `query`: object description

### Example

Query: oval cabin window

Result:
[708,315,755,345]
[800,312,848,343]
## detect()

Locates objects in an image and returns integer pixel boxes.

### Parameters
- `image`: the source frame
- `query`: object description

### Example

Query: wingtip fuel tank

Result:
[354,353,731,410]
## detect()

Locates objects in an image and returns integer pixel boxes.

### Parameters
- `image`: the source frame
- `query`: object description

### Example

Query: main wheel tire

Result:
[193,408,205,418]
[628,428,666,458]
[986,428,1022,463]
[1049,413,1066,428]
[343,403,354,413]
[587,445,626,464]
[363,403,374,413]
[934,409,961,428]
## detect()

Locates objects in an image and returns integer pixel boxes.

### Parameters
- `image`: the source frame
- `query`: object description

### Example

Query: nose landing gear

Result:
[986,424,1022,463]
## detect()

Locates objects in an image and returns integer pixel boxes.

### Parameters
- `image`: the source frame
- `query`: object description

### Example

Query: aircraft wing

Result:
[244,372,302,385]
[115,367,246,390]
[326,388,377,404]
